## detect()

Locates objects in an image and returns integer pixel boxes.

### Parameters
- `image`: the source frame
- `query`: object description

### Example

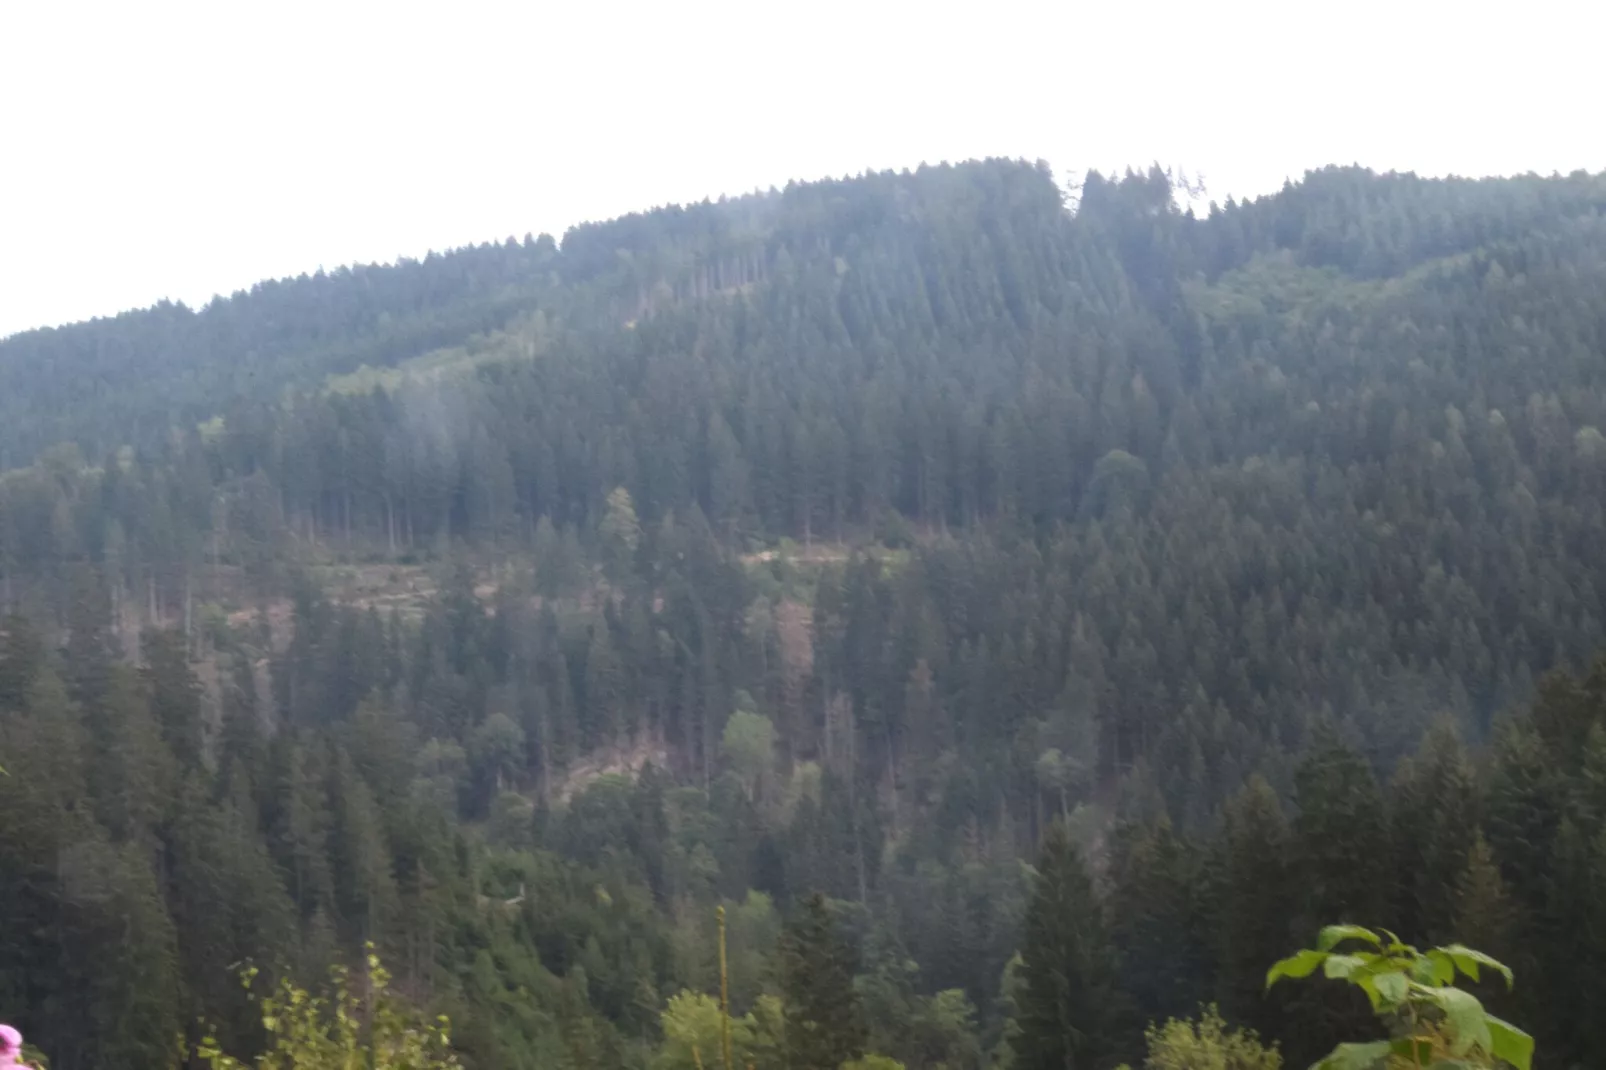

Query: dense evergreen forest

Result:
[3,159,1606,1069]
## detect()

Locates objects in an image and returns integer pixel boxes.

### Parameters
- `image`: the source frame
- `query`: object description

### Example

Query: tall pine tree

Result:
[780,892,867,1070]
[1011,820,1132,1070]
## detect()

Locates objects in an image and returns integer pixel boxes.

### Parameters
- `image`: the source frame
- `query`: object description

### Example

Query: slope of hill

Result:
[4,159,1606,1070]
[0,236,564,464]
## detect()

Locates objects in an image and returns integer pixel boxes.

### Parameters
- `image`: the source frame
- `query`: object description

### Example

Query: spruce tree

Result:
[583,625,625,749]
[1293,731,1392,929]
[1212,776,1296,1042]
[1287,733,1396,1065]
[780,892,867,1070]
[1389,719,1477,944]
[142,626,204,771]
[1106,817,1209,1027]
[1483,722,1564,914]
[1452,833,1530,1029]
[1012,820,1132,1070]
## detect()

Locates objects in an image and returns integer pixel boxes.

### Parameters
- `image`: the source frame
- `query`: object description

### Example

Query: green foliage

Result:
[725,891,782,1012]
[780,894,866,1070]
[656,989,786,1070]
[1390,722,1478,946]
[1116,1005,1281,1070]
[721,711,776,800]
[1293,735,1393,933]
[908,990,984,1070]
[198,950,460,1070]
[1012,820,1132,1070]
[1108,818,1212,1026]
[1266,926,1531,1070]
[7,161,1606,1070]
[854,931,982,1070]
[601,487,642,574]
[1213,776,1297,1039]
[746,993,787,1070]
[657,990,749,1070]
[841,1056,905,1070]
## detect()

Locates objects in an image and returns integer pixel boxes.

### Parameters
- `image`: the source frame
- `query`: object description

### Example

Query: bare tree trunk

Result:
[885,720,900,835]
[702,699,712,789]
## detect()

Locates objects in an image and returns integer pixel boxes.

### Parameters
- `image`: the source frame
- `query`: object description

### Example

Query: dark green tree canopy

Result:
[0,159,1603,1070]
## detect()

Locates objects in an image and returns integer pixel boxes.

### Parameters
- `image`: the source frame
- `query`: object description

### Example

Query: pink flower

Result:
[0,1024,27,1070]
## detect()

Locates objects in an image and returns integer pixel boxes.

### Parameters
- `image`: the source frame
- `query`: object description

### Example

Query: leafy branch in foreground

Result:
[197,947,460,1070]
[1267,925,1532,1070]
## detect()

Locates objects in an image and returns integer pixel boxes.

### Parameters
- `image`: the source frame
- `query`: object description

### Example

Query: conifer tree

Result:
[1293,731,1392,930]
[1451,833,1530,1030]
[583,625,626,750]
[143,626,204,771]
[780,892,867,1070]
[329,747,399,945]
[1212,776,1296,1041]
[601,486,642,579]
[1389,719,1477,944]
[1107,818,1209,1027]
[1286,734,1395,1064]
[1012,820,1132,1070]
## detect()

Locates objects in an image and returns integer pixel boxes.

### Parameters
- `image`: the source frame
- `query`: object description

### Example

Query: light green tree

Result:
[657,989,788,1070]
[198,949,460,1070]
[727,890,782,1011]
[911,989,983,1070]
[600,486,642,575]
[1033,749,1073,820]
[1117,1005,1280,1070]
[746,994,786,1070]
[721,710,776,801]
[658,990,752,1070]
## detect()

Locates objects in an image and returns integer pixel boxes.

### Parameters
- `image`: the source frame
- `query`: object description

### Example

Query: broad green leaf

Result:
[1313,1040,1391,1070]
[1423,949,1456,985]
[1318,924,1382,951]
[1430,987,1491,1056]
[1370,970,1408,1004]
[1487,1015,1534,1070]
[1440,944,1515,989]
[1347,957,1401,1010]
[1323,954,1369,980]
[1267,949,1328,989]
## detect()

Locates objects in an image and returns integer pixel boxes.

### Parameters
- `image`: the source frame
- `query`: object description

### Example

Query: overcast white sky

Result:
[2,0,1602,340]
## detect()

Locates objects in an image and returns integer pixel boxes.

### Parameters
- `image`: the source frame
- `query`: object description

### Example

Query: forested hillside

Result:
[3,159,1606,1069]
